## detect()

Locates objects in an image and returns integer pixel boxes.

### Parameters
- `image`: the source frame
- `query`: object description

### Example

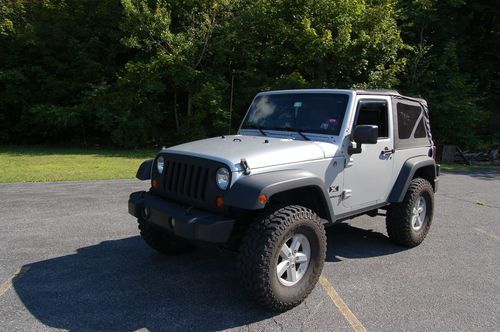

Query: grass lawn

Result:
[0,146,157,183]
[1,146,498,183]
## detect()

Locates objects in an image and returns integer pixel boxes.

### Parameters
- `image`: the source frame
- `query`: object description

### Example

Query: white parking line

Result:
[0,266,30,298]
[319,274,367,332]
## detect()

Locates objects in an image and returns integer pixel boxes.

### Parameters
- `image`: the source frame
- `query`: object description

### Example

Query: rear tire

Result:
[138,219,191,255]
[386,178,434,247]
[238,205,326,311]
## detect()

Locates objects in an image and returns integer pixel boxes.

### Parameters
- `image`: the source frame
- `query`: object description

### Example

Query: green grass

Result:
[0,146,157,183]
[2,146,498,183]
[440,163,499,171]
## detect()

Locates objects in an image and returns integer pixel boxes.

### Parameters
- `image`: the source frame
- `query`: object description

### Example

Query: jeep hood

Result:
[164,135,338,171]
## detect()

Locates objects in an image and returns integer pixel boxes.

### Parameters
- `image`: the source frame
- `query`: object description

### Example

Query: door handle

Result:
[381,148,395,155]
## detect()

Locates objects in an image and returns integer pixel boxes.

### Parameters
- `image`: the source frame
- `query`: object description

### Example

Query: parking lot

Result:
[0,170,499,331]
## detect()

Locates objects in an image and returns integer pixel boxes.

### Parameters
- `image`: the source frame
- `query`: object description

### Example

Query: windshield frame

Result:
[238,89,354,139]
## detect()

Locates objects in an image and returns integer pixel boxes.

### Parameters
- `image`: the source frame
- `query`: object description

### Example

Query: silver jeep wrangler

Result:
[129,89,439,311]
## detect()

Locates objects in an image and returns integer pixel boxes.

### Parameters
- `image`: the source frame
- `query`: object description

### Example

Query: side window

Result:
[356,100,388,138]
[396,102,425,139]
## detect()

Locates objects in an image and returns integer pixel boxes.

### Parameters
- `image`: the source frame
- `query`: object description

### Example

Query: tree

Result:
[1,0,496,148]
[0,0,127,145]
[397,0,493,148]
[109,0,233,145]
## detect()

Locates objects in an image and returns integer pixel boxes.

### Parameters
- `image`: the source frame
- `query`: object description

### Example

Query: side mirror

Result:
[353,125,378,144]
[348,125,378,154]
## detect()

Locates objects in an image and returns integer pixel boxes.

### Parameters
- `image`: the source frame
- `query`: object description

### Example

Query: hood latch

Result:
[240,158,251,175]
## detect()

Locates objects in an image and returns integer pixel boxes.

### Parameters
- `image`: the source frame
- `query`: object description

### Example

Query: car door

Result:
[342,96,395,211]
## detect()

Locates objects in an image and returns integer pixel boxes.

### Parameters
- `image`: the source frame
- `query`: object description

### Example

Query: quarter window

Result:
[397,103,424,139]
[414,118,427,138]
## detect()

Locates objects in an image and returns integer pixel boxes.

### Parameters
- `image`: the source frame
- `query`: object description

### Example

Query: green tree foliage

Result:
[0,0,127,145]
[0,0,497,148]
[397,0,498,147]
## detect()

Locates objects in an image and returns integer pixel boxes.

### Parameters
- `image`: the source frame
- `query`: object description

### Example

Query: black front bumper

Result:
[128,191,235,243]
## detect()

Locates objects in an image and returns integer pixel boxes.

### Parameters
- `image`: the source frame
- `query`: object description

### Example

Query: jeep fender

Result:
[136,159,153,180]
[225,169,334,222]
[389,156,437,202]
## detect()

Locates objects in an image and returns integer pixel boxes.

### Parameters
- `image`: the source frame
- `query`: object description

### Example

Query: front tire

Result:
[386,178,434,247]
[138,219,190,255]
[238,205,327,311]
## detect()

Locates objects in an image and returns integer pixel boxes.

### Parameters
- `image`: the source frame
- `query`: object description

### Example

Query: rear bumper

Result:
[128,191,235,243]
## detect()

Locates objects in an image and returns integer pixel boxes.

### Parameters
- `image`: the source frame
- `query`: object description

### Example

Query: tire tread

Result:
[238,205,326,311]
[386,178,434,247]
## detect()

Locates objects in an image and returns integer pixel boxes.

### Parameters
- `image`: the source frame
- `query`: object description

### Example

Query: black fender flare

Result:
[389,156,436,202]
[136,159,153,180]
[225,169,334,222]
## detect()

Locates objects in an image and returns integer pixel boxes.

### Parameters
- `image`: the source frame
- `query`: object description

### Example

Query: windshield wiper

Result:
[295,129,311,141]
[245,124,268,136]
[272,127,311,141]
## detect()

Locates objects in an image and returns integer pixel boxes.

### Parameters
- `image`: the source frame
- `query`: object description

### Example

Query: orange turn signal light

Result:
[258,194,268,204]
[151,179,157,188]
[216,195,224,208]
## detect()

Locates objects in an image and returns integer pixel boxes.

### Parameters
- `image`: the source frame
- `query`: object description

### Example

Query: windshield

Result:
[241,93,349,136]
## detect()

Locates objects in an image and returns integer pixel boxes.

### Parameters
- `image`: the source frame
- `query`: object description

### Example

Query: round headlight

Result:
[157,156,165,174]
[216,167,230,190]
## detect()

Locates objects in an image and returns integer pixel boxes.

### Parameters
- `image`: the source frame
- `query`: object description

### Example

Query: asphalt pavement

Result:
[0,170,499,331]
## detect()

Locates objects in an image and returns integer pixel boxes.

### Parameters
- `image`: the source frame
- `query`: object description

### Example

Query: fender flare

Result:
[136,159,153,180]
[389,156,436,202]
[225,169,334,221]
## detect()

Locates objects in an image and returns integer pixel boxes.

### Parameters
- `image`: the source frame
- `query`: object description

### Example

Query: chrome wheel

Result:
[276,233,311,286]
[411,196,427,231]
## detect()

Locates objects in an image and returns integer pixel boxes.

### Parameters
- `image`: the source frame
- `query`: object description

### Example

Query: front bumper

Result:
[128,191,235,243]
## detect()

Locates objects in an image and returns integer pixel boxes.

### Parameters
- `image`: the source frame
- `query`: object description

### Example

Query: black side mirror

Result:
[348,125,378,154]
[353,125,378,144]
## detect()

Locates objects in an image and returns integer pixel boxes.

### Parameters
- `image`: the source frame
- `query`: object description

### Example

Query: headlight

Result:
[216,167,230,190]
[157,156,165,174]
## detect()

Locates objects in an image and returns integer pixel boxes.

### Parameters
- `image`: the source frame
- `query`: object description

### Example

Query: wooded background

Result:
[1,0,498,148]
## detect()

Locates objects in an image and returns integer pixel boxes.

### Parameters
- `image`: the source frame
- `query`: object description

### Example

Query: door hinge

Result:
[342,189,352,199]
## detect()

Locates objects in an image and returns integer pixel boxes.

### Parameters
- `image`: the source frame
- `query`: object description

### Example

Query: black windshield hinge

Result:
[240,158,251,175]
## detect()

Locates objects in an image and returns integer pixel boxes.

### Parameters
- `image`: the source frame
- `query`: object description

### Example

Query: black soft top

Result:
[355,89,427,105]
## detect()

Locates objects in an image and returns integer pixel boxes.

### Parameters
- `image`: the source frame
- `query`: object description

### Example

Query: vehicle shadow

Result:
[13,224,404,331]
[325,223,408,262]
[13,236,272,331]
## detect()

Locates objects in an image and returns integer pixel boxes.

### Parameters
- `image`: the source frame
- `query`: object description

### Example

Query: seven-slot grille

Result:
[162,160,210,201]
[153,153,226,211]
